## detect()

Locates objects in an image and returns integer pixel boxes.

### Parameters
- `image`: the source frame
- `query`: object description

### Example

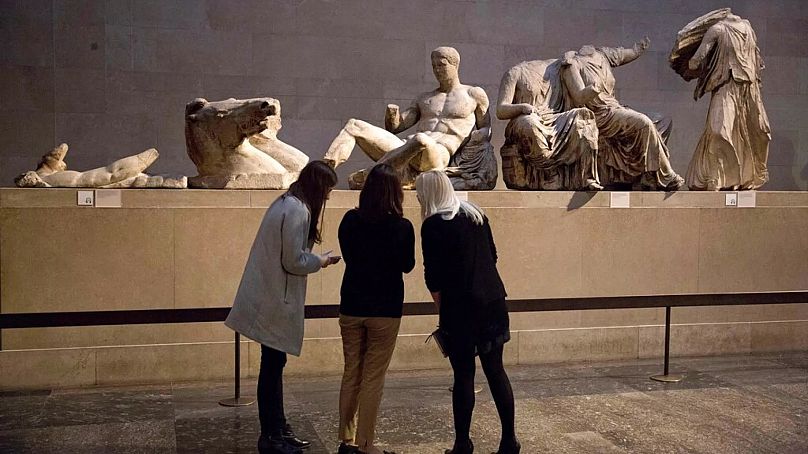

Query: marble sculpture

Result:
[561,38,685,190]
[497,57,602,190]
[670,8,770,190]
[14,143,186,188]
[323,46,497,190]
[185,97,308,189]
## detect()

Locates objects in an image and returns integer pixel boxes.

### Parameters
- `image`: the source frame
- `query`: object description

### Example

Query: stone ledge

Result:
[2,188,807,209]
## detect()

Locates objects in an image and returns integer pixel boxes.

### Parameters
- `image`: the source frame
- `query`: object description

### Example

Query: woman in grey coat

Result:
[226,161,339,454]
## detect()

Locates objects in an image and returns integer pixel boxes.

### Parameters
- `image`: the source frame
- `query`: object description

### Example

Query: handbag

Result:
[426,326,450,357]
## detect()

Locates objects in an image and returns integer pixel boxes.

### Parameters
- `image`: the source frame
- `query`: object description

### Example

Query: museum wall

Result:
[1,0,807,190]
[1,189,807,388]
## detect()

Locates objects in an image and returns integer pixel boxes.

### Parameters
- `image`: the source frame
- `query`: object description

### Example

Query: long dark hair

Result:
[358,164,403,221]
[287,160,338,243]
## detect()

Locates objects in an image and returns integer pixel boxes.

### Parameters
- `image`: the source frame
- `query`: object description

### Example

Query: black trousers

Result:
[258,345,288,436]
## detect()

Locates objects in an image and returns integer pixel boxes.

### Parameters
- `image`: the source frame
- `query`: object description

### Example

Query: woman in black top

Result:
[337,164,415,454]
[416,170,520,454]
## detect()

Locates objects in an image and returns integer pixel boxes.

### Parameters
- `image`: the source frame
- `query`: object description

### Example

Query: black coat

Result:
[421,212,507,335]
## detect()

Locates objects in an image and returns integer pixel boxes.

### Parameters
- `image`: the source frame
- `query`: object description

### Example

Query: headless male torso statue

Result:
[324,47,491,188]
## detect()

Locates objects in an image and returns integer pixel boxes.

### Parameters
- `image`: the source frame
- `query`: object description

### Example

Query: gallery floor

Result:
[1,352,805,453]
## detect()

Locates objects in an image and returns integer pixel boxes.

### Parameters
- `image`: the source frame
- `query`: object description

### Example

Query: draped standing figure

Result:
[670,8,770,190]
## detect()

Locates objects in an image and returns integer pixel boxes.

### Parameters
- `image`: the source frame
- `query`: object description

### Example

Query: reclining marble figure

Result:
[185,97,308,189]
[670,8,770,190]
[497,57,602,190]
[323,46,497,190]
[561,38,685,190]
[14,143,186,188]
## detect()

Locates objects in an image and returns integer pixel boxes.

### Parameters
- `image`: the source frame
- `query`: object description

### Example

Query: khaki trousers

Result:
[338,314,401,448]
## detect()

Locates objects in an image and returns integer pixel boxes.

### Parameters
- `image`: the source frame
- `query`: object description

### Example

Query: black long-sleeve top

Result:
[421,212,507,328]
[338,209,416,318]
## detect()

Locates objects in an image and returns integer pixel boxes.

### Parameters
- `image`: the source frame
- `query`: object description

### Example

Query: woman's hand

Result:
[319,250,342,268]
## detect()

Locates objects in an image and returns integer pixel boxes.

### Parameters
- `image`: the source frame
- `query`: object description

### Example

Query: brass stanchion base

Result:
[650,373,685,383]
[218,397,255,407]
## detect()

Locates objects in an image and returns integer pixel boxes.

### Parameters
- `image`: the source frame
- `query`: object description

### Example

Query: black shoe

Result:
[337,442,358,454]
[282,424,311,450]
[492,440,520,454]
[258,435,303,454]
[445,439,474,454]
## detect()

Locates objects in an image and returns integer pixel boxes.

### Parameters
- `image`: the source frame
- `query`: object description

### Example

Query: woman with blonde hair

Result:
[416,170,520,454]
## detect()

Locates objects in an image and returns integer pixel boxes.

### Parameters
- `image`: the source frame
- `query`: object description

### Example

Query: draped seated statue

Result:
[497,58,602,190]
[184,97,308,189]
[15,143,186,188]
[323,46,497,190]
[561,39,685,190]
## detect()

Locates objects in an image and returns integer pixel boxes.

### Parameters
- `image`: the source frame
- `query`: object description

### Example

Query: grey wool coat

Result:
[225,194,322,356]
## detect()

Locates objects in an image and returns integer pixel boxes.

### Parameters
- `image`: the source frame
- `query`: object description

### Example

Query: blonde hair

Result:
[415,170,484,224]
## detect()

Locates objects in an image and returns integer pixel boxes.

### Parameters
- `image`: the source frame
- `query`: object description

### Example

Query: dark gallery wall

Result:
[1,0,806,189]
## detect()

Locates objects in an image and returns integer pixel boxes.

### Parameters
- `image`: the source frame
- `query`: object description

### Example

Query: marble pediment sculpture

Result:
[670,8,770,190]
[497,57,602,190]
[185,97,308,189]
[323,46,497,190]
[561,39,685,190]
[14,143,186,188]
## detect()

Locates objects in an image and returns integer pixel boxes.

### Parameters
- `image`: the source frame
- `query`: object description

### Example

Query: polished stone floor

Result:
[1,352,806,453]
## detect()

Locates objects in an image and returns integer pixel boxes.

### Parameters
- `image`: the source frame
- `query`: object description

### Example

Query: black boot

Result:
[258,434,303,454]
[282,423,311,450]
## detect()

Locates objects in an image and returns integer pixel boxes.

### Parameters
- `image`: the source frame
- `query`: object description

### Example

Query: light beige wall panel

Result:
[95,341,246,385]
[750,321,808,352]
[671,322,752,357]
[0,348,96,390]
[486,208,584,298]
[580,208,700,296]
[697,208,808,293]
[249,190,286,208]
[639,323,752,359]
[508,311,581,331]
[122,189,251,208]
[304,318,341,339]
[470,190,609,209]
[388,333,455,371]
[1,208,174,312]
[2,322,233,350]
[579,308,664,328]
[398,314,441,336]
[635,192,726,208]
[518,327,639,364]
[173,208,262,308]
[285,337,344,376]
[674,304,808,324]
[0,188,79,208]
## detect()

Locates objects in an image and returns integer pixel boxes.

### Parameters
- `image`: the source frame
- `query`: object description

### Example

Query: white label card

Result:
[95,189,122,208]
[77,190,94,206]
[610,192,630,208]
[725,193,738,207]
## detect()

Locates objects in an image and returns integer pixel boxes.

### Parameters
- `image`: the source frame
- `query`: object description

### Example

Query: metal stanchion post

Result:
[650,306,685,383]
[219,332,255,406]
